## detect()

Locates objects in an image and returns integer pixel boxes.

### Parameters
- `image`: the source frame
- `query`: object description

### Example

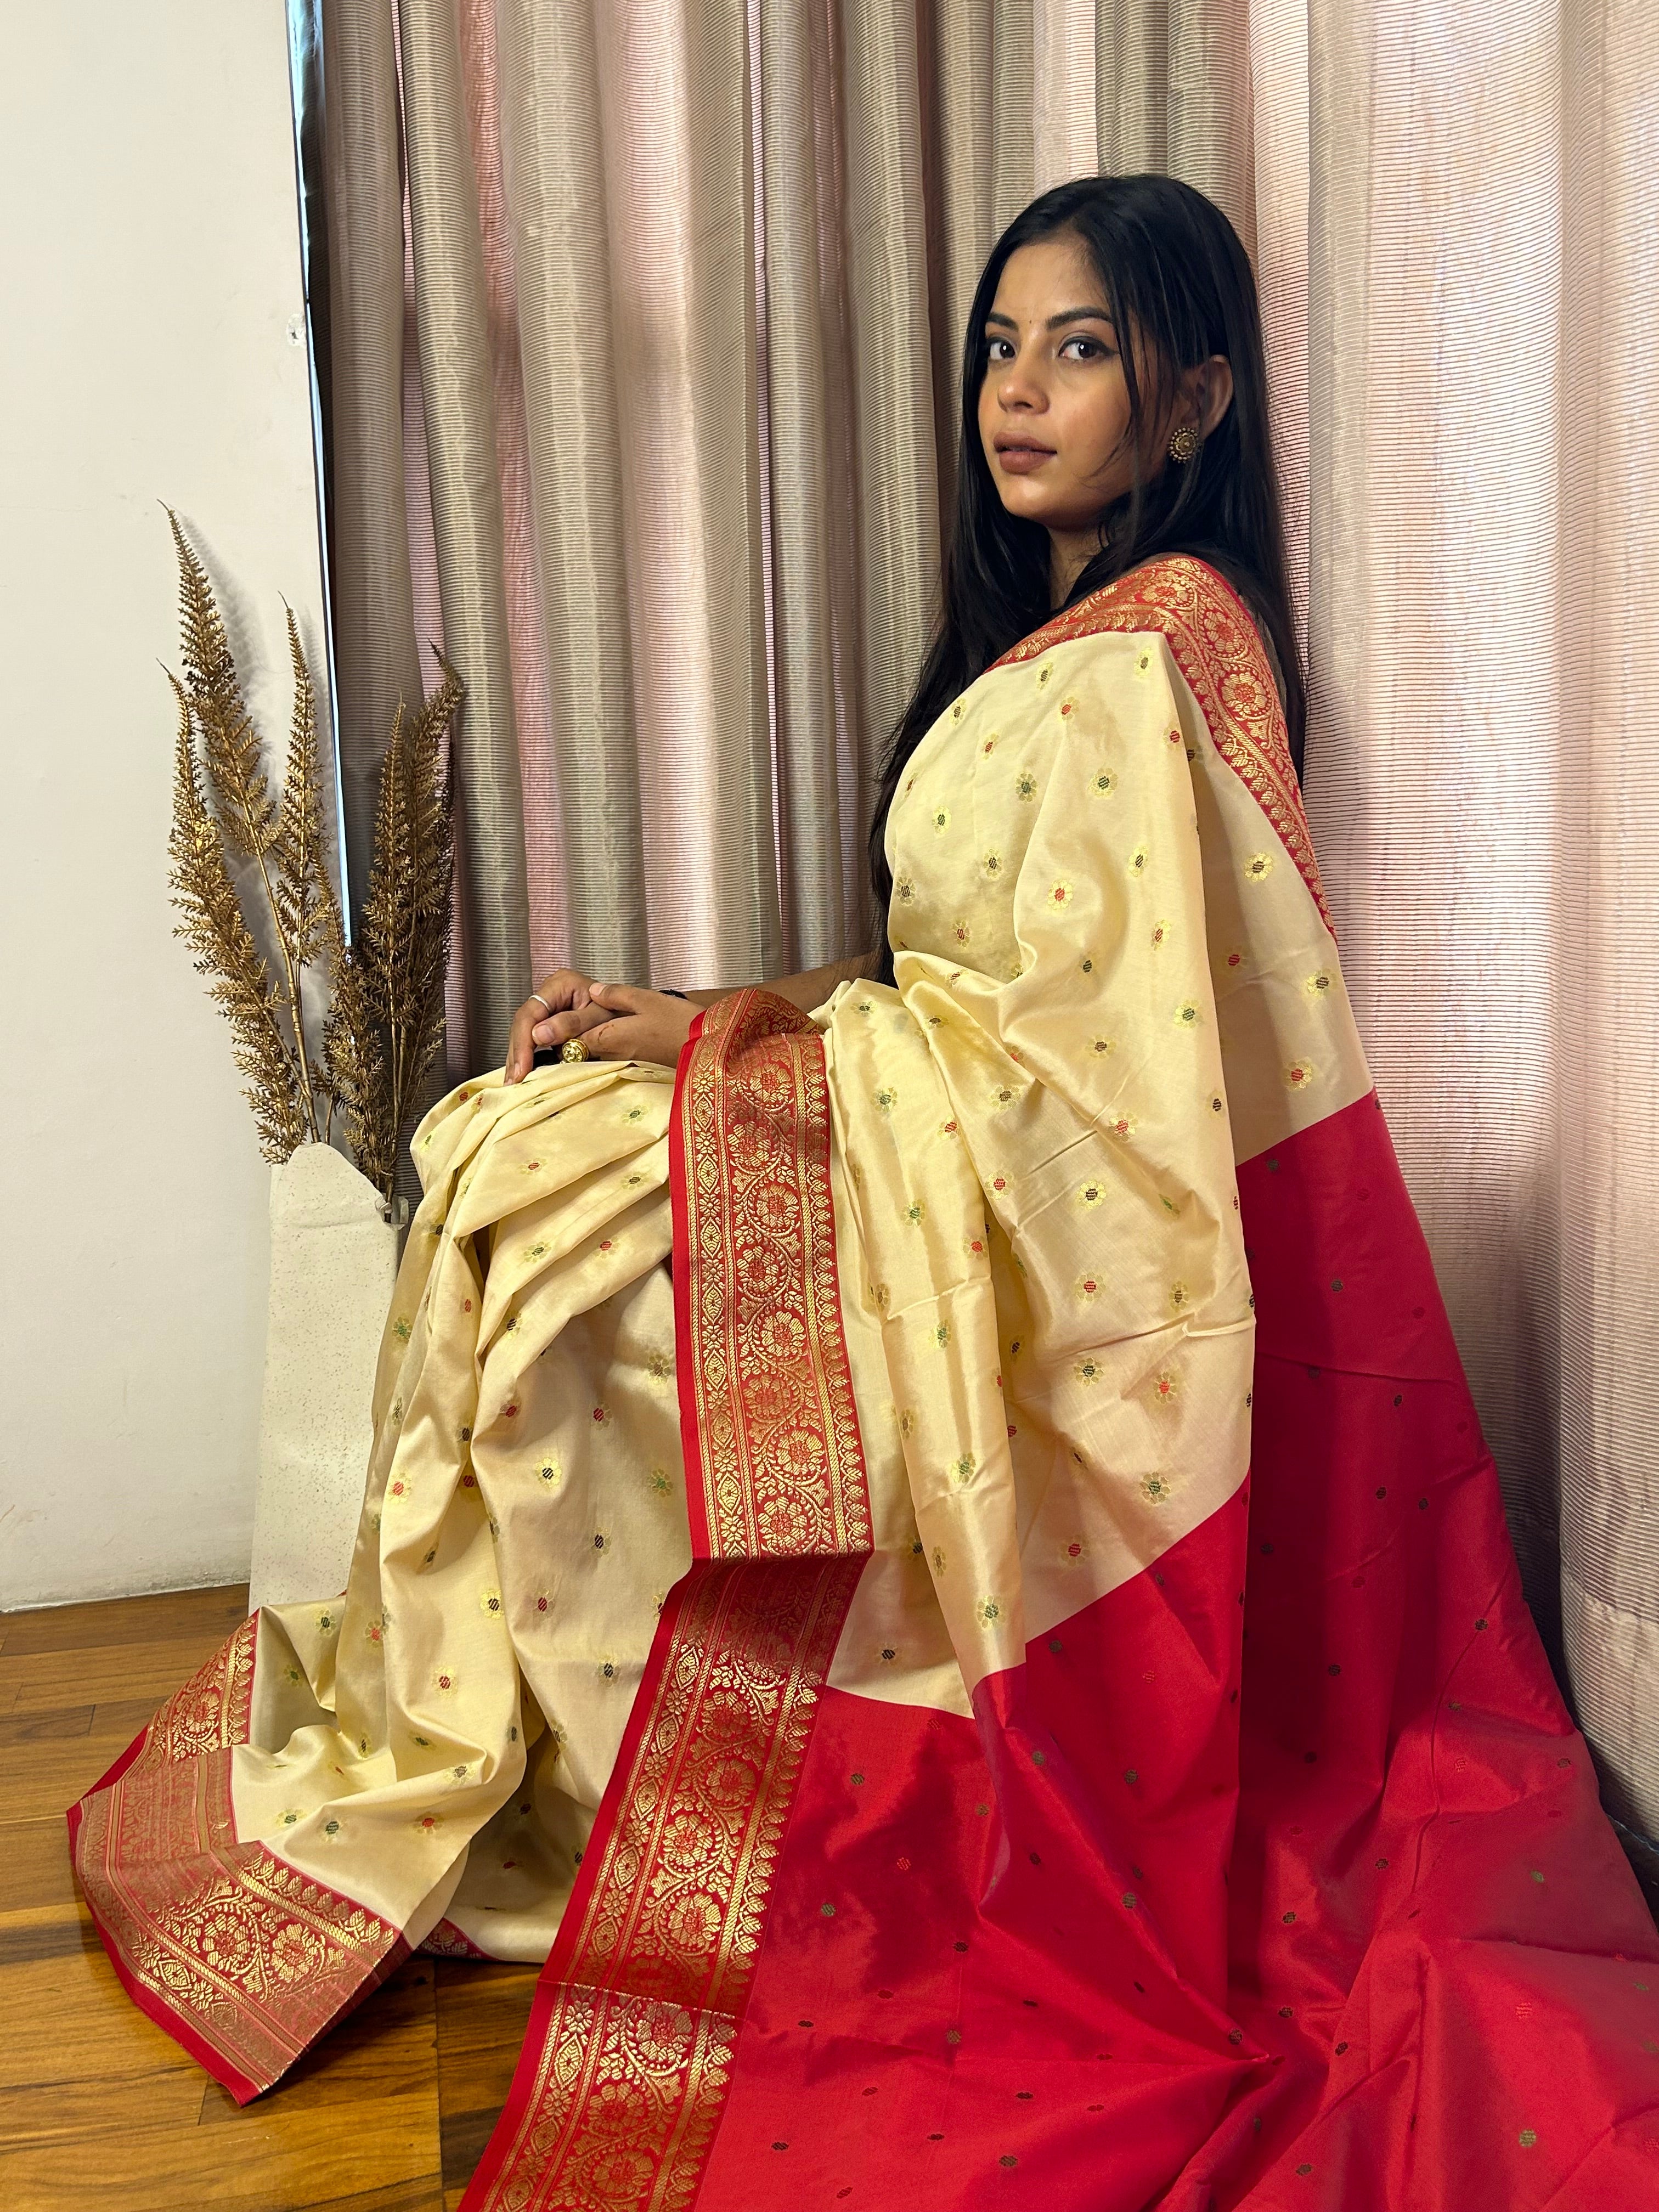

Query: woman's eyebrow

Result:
[984,307,1116,332]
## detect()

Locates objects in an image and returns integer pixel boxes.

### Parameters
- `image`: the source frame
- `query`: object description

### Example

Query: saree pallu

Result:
[72,556,1659,2208]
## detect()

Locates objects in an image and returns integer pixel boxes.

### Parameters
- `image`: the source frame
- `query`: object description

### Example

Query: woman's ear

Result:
[1196,354,1234,437]
[1163,356,1234,454]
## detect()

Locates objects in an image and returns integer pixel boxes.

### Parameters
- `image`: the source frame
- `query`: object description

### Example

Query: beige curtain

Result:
[319,0,1658,1872]
[1297,0,1659,1877]
[323,0,1266,1041]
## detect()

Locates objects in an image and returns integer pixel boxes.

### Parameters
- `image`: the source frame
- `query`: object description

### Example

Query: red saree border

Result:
[464,989,873,2212]
[672,988,872,1561]
[994,553,1334,937]
[68,1614,405,2104]
[462,1556,860,2212]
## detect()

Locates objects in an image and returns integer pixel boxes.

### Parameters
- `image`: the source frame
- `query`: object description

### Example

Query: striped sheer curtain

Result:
[317,0,1658,1878]
[320,1,1263,1059]
[1299,0,1659,1879]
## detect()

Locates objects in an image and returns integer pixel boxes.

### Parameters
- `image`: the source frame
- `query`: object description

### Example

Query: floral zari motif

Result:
[466,992,873,2212]
[69,1618,404,2101]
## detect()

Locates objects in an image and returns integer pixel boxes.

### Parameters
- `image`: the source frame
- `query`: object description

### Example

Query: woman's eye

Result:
[984,333,1114,367]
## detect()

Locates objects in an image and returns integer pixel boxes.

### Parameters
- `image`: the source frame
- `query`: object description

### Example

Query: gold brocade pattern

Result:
[71,1618,403,2096]
[476,1559,859,2212]
[994,555,1334,936]
[151,1613,258,1759]
[676,990,873,1561]
[470,991,873,2211]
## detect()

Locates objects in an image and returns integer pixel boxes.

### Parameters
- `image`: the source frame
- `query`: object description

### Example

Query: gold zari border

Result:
[676,989,872,1559]
[72,1618,403,2097]
[473,1557,860,2212]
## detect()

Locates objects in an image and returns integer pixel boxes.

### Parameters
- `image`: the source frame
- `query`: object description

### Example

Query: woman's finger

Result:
[504,1002,540,1084]
[533,983,644,1048]
[580,987,650,1062]
[583,990,698,1068]
[530,1002,612,1050]
[532,968,596,1013]
[506,977,654,1079]
[584,1013,647,1062]
[505,969,601,1081]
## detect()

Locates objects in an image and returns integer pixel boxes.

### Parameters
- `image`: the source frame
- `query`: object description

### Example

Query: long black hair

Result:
[868,173,1305,974]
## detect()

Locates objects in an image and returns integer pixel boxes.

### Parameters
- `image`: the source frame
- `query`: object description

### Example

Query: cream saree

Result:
[73,556,1659,2208]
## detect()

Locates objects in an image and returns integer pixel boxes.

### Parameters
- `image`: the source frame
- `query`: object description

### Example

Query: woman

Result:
[72,177,1658,2208]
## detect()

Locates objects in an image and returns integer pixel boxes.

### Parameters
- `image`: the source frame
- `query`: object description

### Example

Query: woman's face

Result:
[976,232,1150,539]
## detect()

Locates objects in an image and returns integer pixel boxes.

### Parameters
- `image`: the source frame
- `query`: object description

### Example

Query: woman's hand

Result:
[503,973,698,1082]
[504,969,598,1084]
[578,983,698,1069]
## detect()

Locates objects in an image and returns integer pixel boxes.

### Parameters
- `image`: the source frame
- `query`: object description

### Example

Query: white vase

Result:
[247,1142,406,1612]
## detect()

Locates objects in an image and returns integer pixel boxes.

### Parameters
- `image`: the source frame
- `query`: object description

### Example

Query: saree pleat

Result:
[72,556,1659,2205]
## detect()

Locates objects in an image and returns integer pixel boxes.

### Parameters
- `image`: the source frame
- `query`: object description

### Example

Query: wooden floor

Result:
[0,1584,537,2212]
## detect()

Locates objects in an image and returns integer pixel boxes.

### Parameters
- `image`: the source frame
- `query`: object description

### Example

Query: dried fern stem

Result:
[163,514,464,1205]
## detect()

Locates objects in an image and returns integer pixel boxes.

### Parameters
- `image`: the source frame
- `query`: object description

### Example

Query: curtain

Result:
[315,0,1658,1881]
[321,2,1261,1053]
[1298,0,1659,1880]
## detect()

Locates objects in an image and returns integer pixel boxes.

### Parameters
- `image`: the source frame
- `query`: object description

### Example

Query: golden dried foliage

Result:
[167,674,309,1163]
[170,511,276,861]
[319,882,391,1197]
[358,659,465,1164]
[163,514,464,1203]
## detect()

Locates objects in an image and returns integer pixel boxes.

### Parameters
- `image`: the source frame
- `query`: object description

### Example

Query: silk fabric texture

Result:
[72,559,1659,2205]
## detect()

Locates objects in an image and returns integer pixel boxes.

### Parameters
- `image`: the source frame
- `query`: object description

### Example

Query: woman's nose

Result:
[996,359,1046,410]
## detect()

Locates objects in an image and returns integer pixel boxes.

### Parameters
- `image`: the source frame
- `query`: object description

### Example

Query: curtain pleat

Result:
[990,1,1036,230]
[1094,0,1167,172]
[1554,0,1659,1846]
[1306,0,1566,1610]
[1247,0,1309,633]
[493,4,646,986]
[322,0,422,928]
[1034,2,1098,196]
[926,1,996,373]
[316,0,1658,1853]
[1309,0,1566,1610]
[602,0,778,989]
[757,0,862,968]
[1166,2,1254,251]
[836,0,944,933]
[398,0,531,1062]
[1095,1,1252,250]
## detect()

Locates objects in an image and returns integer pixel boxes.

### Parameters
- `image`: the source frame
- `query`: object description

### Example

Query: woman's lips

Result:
[996,443,1054,473]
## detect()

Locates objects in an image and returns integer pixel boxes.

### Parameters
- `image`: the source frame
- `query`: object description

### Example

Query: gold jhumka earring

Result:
[1167,424,1201,463]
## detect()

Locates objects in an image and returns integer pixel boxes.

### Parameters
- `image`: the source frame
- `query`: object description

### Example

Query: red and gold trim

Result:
[995,553,1333,935]
[67,1618,404,2104]
[464,1556,859,2212]
[420,1916,490,1960]
[672,989,872,1561]
[464,990,872,2211]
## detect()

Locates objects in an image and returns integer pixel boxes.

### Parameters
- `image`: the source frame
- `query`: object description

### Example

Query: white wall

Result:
[0,7,328,1605]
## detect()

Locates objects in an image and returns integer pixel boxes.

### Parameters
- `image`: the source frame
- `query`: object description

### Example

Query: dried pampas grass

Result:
[164,512,463,1206]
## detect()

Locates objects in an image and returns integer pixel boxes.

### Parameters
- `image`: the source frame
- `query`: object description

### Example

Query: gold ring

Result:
[560,1037,590,1064]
